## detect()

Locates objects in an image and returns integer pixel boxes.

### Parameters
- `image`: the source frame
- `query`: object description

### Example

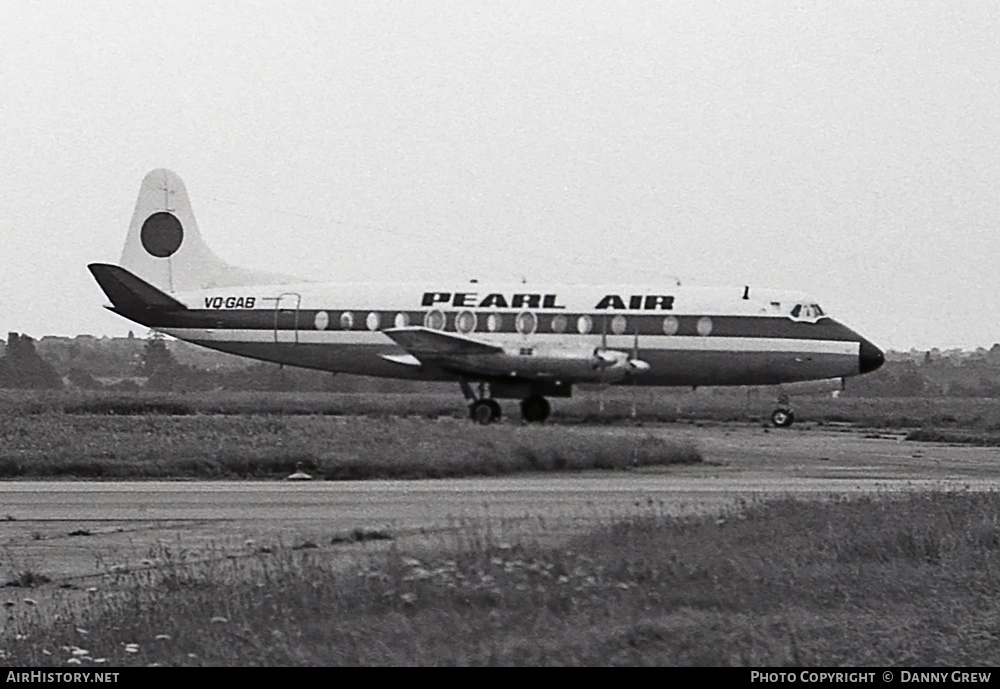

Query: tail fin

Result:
[117,169,298,293]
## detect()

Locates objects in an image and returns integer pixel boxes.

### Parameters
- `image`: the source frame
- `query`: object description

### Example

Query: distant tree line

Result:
[4,331,1000,397]
[6,331,441,394]
[0,333,63,389]
[847,345,1000,397]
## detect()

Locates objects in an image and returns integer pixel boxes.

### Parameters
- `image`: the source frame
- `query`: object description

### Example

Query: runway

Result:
[0,473,995,523]
[0,423,997,591]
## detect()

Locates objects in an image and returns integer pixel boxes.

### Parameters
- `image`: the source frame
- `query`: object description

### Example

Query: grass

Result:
[0,414,700,479]
[5,492,1000,665]
[905,428,1000,446]
[0,389,995,479]
[3,570,52,588]
[0,390,459,419]
[4,389,1000,430]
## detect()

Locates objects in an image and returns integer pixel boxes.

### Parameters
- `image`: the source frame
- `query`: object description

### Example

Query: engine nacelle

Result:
[446,345,650,383]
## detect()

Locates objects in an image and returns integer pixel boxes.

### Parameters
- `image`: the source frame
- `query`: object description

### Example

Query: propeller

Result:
[592,317,649,372]
[590,317,650,417]
[598,315,608,413]
[626,327,650,374]
[628,328,644,419]
[593,315,621,369]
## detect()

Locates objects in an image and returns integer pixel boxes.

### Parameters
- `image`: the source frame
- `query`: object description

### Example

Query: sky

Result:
[1,1,998,351]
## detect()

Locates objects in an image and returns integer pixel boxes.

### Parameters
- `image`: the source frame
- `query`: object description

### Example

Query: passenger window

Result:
[455,310,477,334]
[340,311,354,330]
[314,311,330,331]
[424,310,446,330]
[611,315,628,335]
[516,311,537,335]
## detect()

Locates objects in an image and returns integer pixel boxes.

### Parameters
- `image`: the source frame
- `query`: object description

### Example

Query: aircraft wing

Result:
[382,327,504,359]
[383,326,648,383]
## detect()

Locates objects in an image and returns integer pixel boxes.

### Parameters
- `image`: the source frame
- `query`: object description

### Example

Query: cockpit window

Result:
[789,303,826,323]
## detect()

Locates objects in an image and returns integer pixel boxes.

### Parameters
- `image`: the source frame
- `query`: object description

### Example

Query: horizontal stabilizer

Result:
[382,327,504,359]
[88,263,187,312]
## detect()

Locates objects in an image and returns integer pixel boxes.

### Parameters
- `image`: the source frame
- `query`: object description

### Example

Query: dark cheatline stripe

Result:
[182,340,859,386]
[133,308,865,342]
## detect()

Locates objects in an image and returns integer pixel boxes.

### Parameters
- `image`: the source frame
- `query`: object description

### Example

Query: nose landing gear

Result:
[771,391,794,428]
[771,408,795,427]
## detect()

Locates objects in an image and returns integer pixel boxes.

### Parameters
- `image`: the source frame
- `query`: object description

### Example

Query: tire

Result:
[469,399,501,425]
[771,408,795,428]
[485,399,502,422]
[520,396,551,423]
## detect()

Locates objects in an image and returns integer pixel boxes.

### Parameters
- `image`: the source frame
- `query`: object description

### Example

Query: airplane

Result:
[89,169,885,426]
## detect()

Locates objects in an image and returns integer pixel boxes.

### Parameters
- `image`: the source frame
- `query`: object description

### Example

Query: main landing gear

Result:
[771,391,795,428]
[460,382,552,425]
[519,395,551,423]
[469,398,502,425]
[461,381,502,425]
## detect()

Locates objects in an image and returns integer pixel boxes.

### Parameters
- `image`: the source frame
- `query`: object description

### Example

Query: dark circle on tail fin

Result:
[140,212,183,258]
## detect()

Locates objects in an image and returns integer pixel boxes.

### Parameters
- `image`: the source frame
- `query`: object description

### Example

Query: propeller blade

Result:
[631,327,639,419]
[626,327,650,373]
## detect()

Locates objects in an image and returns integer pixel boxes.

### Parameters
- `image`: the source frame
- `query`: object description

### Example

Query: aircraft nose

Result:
[859,338,885,374]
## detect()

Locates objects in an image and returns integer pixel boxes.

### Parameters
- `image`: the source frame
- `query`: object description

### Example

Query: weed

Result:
[6,494,1000,665]
[330,528,394,544]
[3,570,51,588]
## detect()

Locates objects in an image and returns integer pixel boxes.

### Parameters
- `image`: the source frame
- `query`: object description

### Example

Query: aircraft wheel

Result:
[771,408,795,428]
[520,396,551,423]
[469,399,501,425]
[485,399,502,422]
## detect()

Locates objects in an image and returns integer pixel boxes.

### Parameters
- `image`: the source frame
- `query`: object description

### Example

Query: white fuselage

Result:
[131,281,872,388]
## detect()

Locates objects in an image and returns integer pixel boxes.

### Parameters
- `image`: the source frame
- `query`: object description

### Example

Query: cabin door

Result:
[274,292,301,344]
